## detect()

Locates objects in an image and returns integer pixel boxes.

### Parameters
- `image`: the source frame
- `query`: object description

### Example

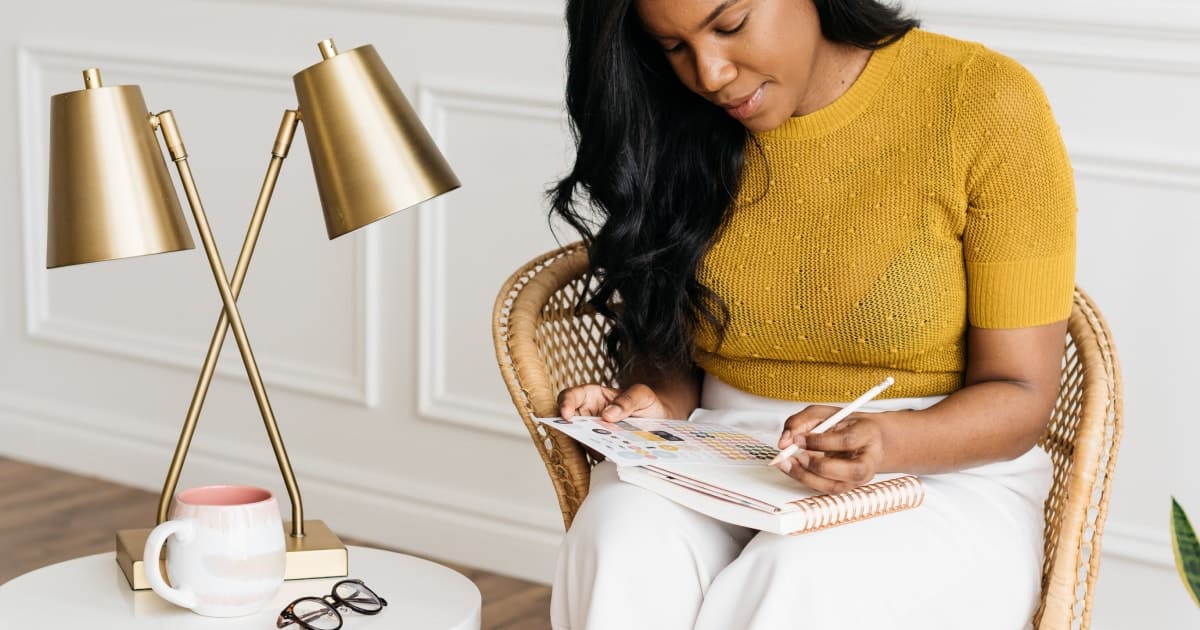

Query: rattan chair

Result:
[493,242,1123,630]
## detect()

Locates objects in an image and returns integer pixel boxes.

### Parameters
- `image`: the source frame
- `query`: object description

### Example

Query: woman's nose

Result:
[694,51,737,95]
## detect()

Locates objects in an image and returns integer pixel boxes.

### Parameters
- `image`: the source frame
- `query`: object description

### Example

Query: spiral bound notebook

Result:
[617,461,925,535]
[537,413,925,535]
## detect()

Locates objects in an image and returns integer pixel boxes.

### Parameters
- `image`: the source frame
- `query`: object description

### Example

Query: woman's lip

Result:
[722,92,755,109]
[722,86,764,119]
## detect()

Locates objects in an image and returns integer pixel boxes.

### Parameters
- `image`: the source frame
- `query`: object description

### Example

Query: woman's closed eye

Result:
[715,14,749,36]
[659,12,751,54]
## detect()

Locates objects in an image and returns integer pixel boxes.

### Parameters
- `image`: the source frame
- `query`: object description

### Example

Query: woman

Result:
[549,0,1075,628]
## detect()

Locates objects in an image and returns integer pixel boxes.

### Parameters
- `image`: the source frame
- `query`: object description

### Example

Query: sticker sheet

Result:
[535,416,777,466]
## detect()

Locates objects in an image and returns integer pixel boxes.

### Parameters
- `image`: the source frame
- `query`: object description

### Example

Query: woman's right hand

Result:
[557,383,676,421]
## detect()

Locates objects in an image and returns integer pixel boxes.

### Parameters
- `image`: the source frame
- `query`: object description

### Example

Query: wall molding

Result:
[911,2,1200,79]
[1101,521,1174,569]
[0,387,1172,584]
[0,390,562,583]
[208,0,1200,35]
[202,0,561,26]
[415,79,565,438]
[16,41,380,406]
[1072,148,1200,191]
[917,1,1200,41]
[975,38,1200,78]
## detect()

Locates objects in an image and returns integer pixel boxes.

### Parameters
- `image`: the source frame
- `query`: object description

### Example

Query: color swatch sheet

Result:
[535,416,778,466]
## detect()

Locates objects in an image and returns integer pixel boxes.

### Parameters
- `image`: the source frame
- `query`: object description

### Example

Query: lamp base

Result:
[115,519,348,590]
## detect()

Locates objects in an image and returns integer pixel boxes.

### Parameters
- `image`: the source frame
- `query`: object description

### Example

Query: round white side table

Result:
[0,545,481,629]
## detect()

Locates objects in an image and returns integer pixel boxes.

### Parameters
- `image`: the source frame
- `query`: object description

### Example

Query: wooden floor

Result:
[0,456,552,630]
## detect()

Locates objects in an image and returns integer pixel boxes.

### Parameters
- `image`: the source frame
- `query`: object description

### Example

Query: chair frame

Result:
[493,242,1122,630]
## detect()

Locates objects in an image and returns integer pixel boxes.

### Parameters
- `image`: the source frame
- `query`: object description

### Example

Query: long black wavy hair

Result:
[550,0,919,377]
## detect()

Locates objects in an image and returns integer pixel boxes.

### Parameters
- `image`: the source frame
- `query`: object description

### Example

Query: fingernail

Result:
[779,460,793,473]
[797,452,811,467]
[601,404,620,417]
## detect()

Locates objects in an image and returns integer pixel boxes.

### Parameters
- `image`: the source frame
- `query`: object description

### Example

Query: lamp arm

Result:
[151,110,306,537]
[156,110,302,527]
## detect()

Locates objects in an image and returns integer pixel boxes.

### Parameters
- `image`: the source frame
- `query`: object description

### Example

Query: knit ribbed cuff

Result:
[966,252,1075,328]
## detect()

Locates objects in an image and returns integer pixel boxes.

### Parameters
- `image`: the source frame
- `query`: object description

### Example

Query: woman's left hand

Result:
[777,406,887,494]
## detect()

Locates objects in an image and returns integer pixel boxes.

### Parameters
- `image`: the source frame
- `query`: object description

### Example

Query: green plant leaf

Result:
[1171,497,1200,607]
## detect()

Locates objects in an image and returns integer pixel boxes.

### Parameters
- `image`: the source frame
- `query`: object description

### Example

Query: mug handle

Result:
[143,519,198,610]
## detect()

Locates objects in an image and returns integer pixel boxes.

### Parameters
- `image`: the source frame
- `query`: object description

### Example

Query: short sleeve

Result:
[954,48,1077,329]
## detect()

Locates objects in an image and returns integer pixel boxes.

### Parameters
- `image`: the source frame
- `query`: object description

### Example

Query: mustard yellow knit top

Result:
[694,29,1076,402]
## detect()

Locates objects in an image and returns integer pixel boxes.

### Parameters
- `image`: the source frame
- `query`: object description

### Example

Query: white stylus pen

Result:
[768,376,895,467]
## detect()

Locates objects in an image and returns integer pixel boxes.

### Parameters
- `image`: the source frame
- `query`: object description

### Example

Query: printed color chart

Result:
[536,416,777,466]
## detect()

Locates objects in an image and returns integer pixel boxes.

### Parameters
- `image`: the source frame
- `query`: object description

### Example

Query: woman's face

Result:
[634,0,826,132]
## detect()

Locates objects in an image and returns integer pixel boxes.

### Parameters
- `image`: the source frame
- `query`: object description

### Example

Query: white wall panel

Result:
[16,42,376,405]
[915,1,1200,626]
[416,80,570,437]
[1,0,1197,624]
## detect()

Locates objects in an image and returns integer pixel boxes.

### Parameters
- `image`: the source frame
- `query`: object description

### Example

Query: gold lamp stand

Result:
[46,40,460,590]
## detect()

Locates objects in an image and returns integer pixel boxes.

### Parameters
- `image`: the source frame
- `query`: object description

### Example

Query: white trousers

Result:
[551,375,1053,630]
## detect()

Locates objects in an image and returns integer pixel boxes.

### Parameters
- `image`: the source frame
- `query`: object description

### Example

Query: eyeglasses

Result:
[277,579,388,629]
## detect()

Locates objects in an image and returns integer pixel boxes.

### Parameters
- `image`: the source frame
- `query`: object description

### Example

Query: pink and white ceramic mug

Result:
[143,485,286,617]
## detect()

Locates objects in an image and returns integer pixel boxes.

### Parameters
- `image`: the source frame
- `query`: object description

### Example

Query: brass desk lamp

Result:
[46,39,460,590]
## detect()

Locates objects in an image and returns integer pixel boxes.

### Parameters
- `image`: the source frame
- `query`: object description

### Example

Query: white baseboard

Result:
[7,390,1169,588]
[0,395,560,585]
[1101,521,1173,569]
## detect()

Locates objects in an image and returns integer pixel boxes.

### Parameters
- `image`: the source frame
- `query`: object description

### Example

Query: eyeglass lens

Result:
[335,581,384,613]
[292,598,340,630]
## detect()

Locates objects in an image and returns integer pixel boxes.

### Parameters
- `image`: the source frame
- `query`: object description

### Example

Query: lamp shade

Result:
[293,42,460,239]
[46,71,193,268]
